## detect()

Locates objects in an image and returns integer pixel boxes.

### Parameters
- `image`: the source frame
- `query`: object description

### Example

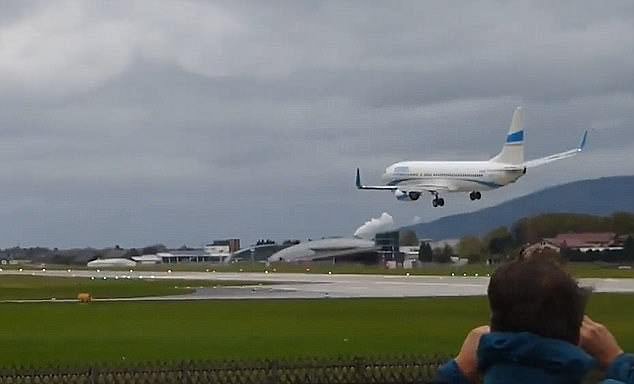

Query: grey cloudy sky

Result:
[1,0,633,248]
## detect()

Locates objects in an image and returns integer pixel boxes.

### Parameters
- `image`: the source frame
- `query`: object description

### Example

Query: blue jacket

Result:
[436,332,634,384]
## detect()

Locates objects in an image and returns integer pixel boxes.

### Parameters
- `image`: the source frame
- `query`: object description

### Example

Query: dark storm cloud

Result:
[0,0,633,247]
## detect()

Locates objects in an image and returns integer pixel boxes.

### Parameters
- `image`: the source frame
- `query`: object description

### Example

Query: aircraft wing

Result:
[355,169,450,193]
[523,130,588,168]
[394,179,452,193]
[355,168,398,190]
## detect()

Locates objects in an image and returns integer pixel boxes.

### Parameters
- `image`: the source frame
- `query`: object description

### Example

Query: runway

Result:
[4,269,634,300]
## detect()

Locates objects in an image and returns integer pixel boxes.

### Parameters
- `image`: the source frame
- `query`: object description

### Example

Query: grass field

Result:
[1,293,633,367]
[126,262,632,279]
[4,261,633,278]
[0,276,263,300]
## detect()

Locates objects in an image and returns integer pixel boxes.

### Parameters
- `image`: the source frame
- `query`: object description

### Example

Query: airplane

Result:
[356,106,588,207]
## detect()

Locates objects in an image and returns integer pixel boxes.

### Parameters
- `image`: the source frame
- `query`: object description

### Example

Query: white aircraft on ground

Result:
[356,107,588,207]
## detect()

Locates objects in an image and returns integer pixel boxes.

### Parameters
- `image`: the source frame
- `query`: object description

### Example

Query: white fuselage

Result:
[382,160,525,192]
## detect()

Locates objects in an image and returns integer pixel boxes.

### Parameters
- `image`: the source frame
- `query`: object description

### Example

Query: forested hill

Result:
[404,176,634,240]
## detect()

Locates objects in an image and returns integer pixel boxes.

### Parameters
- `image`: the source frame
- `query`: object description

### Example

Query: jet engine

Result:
[394,189,409,201]
[395,190,420,201]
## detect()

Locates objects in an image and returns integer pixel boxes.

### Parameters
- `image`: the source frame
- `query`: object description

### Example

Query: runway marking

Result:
[375,281,485,288]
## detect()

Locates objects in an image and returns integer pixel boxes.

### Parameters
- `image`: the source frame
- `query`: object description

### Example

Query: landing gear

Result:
[408,191,421,201]
[432,192,445,207]
[469,191,482,201]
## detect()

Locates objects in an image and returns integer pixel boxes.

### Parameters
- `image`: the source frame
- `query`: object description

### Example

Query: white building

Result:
[400,246,421,258]
[157,251,220,264]
[131,255,163,264]
[204,240,240,263]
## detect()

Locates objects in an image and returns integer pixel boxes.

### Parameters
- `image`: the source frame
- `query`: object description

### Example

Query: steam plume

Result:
[354,212,395,239]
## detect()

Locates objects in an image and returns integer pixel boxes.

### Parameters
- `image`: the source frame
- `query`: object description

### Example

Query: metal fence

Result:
[0,356,447,384]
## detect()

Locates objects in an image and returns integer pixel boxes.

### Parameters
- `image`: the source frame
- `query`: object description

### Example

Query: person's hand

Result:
[455,325,490,381]
[579,315,623,369]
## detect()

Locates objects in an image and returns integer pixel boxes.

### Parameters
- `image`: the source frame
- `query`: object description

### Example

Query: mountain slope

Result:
[404,176,634,239]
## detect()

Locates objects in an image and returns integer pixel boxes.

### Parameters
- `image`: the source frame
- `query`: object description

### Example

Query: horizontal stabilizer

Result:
[524,130,588,168]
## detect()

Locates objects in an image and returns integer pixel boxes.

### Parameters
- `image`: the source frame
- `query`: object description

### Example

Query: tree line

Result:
[405,212,634,264]
[0,244,170,265]
[459,212,634,263]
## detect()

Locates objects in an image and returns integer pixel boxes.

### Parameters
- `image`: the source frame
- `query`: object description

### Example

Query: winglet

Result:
[355,168,362,189]
[579,130,588,151]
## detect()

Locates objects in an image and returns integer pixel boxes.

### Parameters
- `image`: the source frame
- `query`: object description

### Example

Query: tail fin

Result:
[491,106,525,164]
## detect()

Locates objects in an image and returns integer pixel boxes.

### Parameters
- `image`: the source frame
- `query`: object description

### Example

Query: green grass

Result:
[4,261,634,278]
[0,276,261,300]
[1,294,633,367]
[136,261,634,279]
[563,263,634,278]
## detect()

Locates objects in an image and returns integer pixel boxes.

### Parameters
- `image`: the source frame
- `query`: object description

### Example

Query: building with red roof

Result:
[522,232,627,259]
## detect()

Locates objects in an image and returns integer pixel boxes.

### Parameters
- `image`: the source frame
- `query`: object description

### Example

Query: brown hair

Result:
[488,258,589,344]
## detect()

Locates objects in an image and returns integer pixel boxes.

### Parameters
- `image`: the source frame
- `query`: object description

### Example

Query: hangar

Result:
[268,238,379,264]
[86,258,136,268]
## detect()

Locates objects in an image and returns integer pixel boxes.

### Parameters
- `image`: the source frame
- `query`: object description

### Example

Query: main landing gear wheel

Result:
[432,197,445,207]
[469,191,482,201]
[408,191,421,201]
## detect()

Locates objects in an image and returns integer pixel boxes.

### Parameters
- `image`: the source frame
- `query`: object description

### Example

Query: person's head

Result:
[487,258,589,344]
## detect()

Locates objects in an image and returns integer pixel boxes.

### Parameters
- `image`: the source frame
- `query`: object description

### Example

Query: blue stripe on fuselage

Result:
[506,130,524,143]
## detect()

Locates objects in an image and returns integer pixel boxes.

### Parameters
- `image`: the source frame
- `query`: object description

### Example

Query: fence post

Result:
[88,367,95,384]
[182,360,191,384]
[266,359,279,384]
[354,357,367,384]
